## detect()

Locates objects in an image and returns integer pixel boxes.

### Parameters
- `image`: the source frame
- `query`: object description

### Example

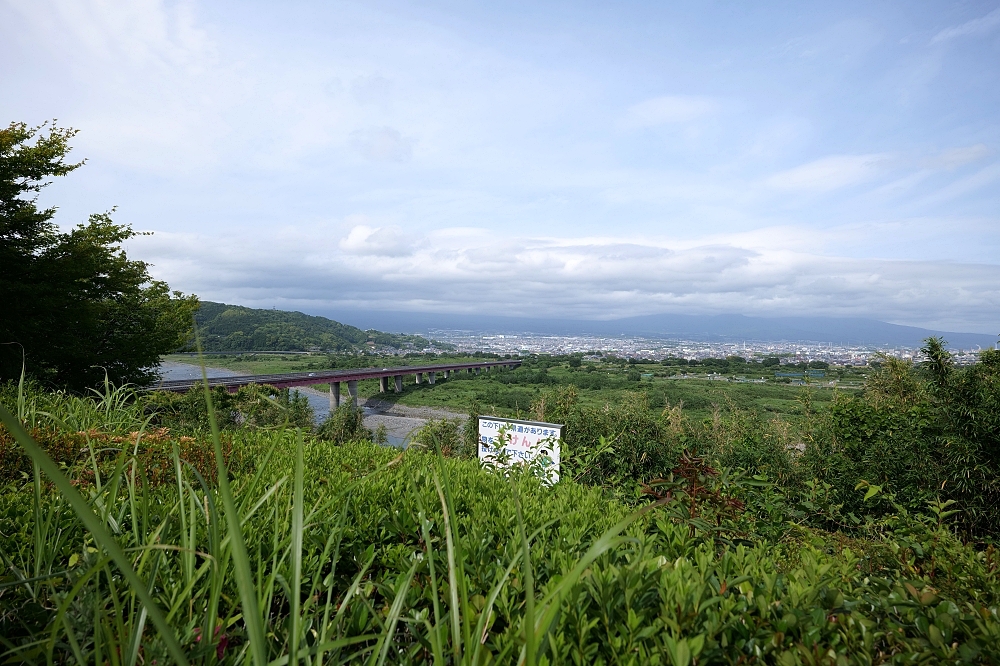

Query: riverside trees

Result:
[0,121,197,390]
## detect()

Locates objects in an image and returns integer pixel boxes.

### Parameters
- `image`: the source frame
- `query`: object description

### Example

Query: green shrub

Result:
[145,383,314,432]
[698,406,798,484]
[532,387,682,488]
[799,343,1000,538]
[316,403,370,444]
[0,425,249,487]
[410,417,466,456]
[1,425,998,664]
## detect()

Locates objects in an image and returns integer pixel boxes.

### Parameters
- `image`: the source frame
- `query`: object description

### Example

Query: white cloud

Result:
[3,0,242,172]
[913,161,1000,207]
[131,226,1000,331]
[862,146,990,199]
[4,1,998,332]
[620,95,717,129]
[766,154,890,192]
[6,0,211,68]
[339,225,414,256]
[931,7,1000,44]
[926,144,991,169]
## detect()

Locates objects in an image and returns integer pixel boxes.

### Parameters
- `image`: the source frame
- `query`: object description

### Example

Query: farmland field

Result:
[163,352,862,423]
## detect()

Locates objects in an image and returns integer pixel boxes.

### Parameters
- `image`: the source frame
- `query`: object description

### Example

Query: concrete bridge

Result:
[151,360,521,409]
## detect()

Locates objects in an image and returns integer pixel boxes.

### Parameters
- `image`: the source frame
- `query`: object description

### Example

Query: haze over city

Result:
[2,1,999,334]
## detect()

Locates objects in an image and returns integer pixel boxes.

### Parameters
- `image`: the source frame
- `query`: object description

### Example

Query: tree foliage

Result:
[518,339,1000,540]
[0,121,197,390]
[194,300,438,352]
[145,384,314,432]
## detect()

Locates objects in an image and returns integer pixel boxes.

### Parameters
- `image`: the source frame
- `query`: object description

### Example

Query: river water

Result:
[158,361,243,381]
[157,361,456,447]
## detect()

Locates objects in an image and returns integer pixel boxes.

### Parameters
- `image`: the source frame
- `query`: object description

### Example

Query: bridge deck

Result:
[151,360,521,393]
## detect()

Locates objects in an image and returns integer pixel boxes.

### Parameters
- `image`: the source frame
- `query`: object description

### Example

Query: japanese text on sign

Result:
[478,416,562,483]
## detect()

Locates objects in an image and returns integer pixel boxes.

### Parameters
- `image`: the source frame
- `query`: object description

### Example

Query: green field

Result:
[389,366,855,422]
[166,352,862,421]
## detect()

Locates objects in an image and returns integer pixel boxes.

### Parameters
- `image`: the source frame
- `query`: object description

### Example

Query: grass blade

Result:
[510,477,536,666]
[197,343,269,666]
[470,519,558,666]
[0,403,191,665]
[432,472,463,661]
[411,479,445,664]
[290,428,305,666]
[372,560,418,666]
[268,635,376,666]
[530,506,652,658]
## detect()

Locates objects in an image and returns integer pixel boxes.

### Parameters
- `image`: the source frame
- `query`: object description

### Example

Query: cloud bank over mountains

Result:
[2,0,998,333]
[138,224,999,333]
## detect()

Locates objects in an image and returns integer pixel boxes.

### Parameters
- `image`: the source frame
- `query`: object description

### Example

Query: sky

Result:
[2,0,999,333]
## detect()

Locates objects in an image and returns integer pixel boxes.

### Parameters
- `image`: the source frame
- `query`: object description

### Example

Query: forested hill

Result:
[193,302,437,352]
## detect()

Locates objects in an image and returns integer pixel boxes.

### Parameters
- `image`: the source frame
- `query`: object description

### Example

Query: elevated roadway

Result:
[151,360,521,408]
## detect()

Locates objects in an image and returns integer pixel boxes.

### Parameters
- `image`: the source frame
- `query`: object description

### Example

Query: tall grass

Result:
[2,369,1000,663]
[4,373,149,434]
[0,369,639,664]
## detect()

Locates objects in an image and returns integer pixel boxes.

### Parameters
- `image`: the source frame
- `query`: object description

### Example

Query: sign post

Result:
[477,416,563,482]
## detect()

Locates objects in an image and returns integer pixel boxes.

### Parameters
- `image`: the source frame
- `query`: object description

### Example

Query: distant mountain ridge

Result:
[193,302,436,352]
[317,309,998,349]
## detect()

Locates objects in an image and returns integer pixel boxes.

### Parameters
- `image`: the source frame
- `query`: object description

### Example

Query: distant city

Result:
[424,330,989,366]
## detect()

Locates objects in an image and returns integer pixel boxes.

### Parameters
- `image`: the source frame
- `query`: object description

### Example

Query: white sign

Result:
[478,416,563,482]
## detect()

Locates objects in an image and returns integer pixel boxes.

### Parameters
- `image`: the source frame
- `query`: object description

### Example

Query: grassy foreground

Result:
[1,378,999,664]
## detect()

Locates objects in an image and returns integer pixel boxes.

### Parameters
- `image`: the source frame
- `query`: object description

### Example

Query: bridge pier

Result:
[379,376,388,393]
[467,368,473,374]
[415,372,423,384]
[347,380,358,407]
[444,370,450,379]
[394,375,403,392]
[428,371,435,385]
[330,382,341,410]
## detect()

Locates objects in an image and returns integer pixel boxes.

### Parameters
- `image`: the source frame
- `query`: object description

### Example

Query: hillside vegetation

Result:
[0,339,998,663]
[194,301,444,353]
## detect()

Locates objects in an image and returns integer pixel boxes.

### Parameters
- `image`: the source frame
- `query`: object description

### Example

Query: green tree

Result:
[0,121,197,390]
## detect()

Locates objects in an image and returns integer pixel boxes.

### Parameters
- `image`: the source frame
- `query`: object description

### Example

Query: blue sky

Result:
[3,0,999,332]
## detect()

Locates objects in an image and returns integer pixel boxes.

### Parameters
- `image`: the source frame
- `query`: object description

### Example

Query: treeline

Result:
[516,352,831,375]
[194,301,444,353]
[661,355,829,371]
[460,361,833,410]
[528,338,999,540]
